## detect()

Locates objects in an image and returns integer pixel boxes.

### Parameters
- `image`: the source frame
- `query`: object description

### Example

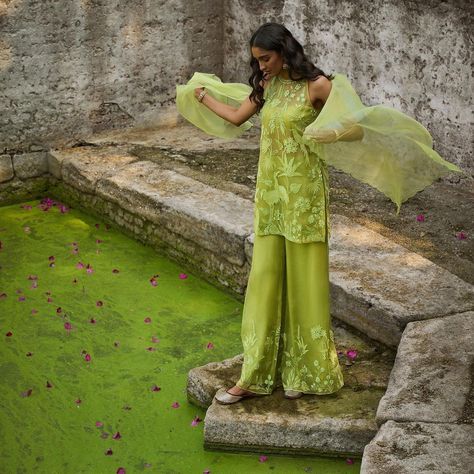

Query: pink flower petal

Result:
[6,331,13,337]
[46,381,53,388]
[75,398,81,404]
[456,231,467,240]
[259,455,268,462]
[96,300,103,307]
[116,468,125,474]
[105,448,113,456]
[64,322,72,331]
[31,309,38,315]
[171,401,180,408]
[179,273,188,279]
[112,268,120,273]
[346,349,358,360]
[76,262,84,269]
[346,458,354,464]
[206,342,214,349]
[20,388,33,397]
[151,385,161,392]
[151,336,160,343]
[149,277,158,287]
[144,317,151,323]
[112,431,121,440]
[90,318,96,324]
[56,307,62,314]
[146,347,156,352]
[95,421,103,427]
[48,256,55,262]
[84,353,91,362]
[191,416,202,426]
[416,213,425,222]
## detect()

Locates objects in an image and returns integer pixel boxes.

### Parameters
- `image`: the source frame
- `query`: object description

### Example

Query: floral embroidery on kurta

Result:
[254,76,331,243]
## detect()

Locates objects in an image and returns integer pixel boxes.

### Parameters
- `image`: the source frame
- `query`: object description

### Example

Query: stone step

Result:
[188,321,395,457]
[328,215,474,348]
[48,145,474,349]
[45,143,473,462]
[361,310,473,472]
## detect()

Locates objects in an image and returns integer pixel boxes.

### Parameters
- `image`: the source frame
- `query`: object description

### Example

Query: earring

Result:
[282,63,289,69]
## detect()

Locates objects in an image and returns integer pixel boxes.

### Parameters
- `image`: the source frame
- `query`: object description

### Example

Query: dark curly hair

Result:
[249,22,333,113]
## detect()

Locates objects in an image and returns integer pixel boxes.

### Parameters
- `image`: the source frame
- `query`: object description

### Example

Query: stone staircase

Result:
[4,125,473,471]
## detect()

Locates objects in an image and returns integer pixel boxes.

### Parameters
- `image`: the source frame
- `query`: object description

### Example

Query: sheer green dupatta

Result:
[176,72,254,139]
[302,73,465,214]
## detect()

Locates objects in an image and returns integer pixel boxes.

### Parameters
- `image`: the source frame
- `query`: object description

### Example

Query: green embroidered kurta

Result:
[254,75,330,243]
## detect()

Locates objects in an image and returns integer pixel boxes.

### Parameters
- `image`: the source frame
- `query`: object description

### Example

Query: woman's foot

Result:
[214,385,266,405]
[284,390,304,399]
[226,385,254,396]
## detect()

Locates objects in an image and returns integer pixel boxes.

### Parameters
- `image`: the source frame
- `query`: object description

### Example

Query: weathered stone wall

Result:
[222,0,473,180]
[0,0,223,152]
[1,0,472,180]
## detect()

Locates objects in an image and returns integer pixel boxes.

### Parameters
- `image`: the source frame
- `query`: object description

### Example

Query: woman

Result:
[176,22,463,405]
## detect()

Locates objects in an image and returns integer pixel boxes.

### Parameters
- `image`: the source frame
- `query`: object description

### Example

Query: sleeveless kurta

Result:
[254,75,330,243]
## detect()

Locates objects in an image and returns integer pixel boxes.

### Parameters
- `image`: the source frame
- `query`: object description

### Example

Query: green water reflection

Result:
[0,199,360,473]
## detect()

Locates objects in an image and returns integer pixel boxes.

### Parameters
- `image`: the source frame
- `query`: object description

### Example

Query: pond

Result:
[0,198,360,473]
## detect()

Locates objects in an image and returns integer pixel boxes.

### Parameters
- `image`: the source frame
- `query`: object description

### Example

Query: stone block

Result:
[329,214,474,347]
[361,420,474,473]
[12,152,48,179]
[376,311,474,424]
[0,155,14,182]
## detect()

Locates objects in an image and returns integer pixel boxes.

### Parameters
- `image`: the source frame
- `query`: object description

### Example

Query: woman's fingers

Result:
[194,87,205,99]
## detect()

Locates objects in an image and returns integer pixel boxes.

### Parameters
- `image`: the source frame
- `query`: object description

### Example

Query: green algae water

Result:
[0,198,361,474]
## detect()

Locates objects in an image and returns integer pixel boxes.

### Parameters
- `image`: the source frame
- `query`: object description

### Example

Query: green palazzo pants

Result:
[236,233,345,395]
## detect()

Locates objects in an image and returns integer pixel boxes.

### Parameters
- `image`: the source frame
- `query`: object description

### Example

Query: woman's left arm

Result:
[309,77,364,143]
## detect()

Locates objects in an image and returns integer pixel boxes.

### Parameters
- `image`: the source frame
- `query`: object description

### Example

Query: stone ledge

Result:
[329,215,474,347]
[188,322,395,457]
[376,311,474,425]
[360,420,474,473]
[96,160,254,267]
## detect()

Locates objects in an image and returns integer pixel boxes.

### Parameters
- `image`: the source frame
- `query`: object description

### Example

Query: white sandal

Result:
[214,388,266,405]
[284,390,304,399]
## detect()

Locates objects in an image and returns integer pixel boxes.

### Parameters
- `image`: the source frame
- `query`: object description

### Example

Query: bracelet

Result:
[334,129,340,140]
[197,89,207,102]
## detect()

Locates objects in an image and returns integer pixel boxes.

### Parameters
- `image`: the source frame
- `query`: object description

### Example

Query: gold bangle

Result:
[334,129,340,140]
[197,89,207,102]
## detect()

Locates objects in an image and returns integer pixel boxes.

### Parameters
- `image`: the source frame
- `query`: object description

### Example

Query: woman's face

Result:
[251,46,284,81]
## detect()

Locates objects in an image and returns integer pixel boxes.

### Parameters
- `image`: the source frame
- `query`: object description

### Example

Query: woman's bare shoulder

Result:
[308,75,332,104]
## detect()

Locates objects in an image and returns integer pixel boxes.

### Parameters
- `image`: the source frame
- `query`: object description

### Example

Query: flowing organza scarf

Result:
[176,72,465,214]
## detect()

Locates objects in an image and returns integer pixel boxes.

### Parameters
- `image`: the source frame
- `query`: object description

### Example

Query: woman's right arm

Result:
[194,81,265,127]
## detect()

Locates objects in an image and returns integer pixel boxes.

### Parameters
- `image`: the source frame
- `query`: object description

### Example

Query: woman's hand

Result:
[310,129,340,143]
[194,87,206,101]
